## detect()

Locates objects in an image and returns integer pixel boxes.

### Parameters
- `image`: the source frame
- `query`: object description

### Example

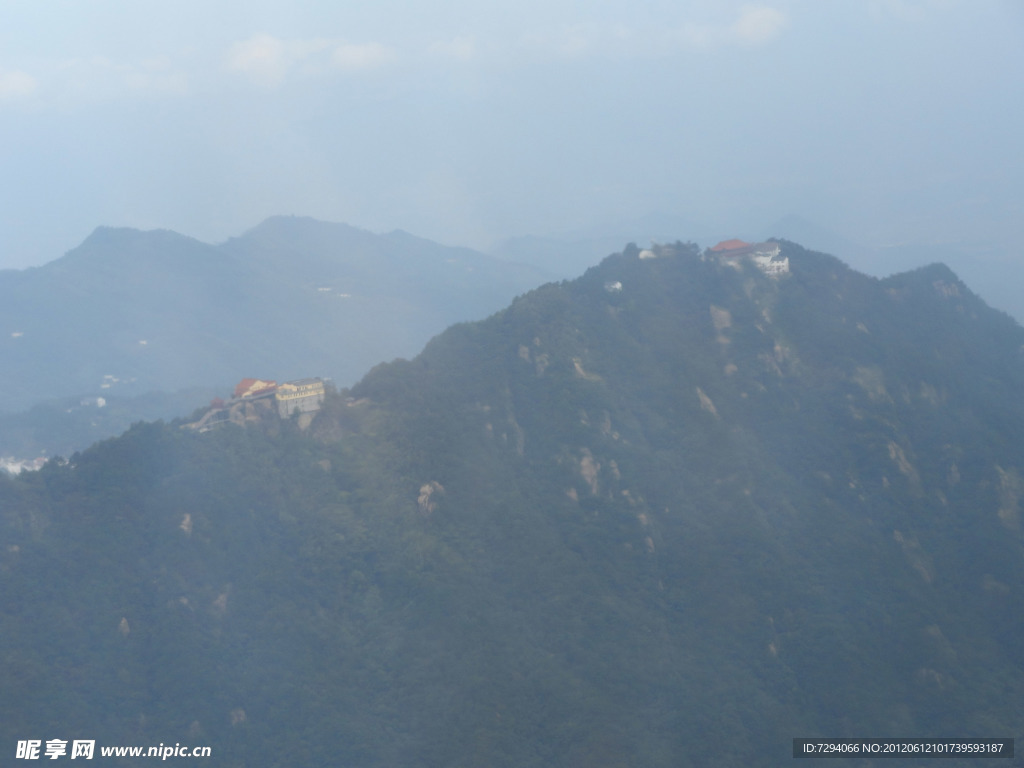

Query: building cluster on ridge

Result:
[708,239,789,276]
[188,376,327,432]
[630,239,789,277]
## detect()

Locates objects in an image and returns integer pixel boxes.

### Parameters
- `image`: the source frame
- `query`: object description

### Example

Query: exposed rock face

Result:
[417,481,445,514]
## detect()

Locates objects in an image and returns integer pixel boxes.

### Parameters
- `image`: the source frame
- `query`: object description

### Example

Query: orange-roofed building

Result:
[233,378,277,399]
[710,239,751,252]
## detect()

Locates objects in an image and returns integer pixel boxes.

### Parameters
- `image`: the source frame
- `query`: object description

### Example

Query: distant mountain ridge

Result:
[0,216,553,413]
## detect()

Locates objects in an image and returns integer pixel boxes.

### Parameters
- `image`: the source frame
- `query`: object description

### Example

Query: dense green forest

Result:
[3,241,1024,766]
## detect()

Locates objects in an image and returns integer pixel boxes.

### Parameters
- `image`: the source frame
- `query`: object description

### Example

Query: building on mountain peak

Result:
[187,376,326,432]
[708,239,789,277]
[276,378,326,419]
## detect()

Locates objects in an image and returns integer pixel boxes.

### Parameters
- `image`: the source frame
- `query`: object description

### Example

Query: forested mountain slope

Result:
[3,240,1023,767]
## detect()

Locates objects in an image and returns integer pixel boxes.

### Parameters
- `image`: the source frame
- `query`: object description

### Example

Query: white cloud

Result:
[226,34,290,87]
[226,35,393,85]
[731,5,787,45]
[0,68,38,99]
[664,5,787,51]
[330,42,396,71]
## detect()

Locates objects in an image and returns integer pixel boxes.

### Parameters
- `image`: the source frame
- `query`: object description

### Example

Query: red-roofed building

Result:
[233,378,277,399]
[710,239,751,252]
[707,240,788,277]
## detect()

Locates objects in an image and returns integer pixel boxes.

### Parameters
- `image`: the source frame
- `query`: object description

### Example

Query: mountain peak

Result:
[57,226,208,269]
[234,215,372,245]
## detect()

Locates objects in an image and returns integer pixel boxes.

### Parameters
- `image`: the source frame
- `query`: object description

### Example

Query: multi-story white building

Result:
[275,378,326,418]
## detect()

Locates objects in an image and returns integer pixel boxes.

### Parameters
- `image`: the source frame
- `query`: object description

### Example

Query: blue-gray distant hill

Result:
[0,216,552,416]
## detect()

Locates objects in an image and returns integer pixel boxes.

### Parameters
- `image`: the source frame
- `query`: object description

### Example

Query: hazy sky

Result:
[1,0,1022,269]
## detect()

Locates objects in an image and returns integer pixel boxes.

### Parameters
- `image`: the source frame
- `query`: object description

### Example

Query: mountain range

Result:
[0,216,551,413]
[0,216,552,457]
[2,238,1023,766]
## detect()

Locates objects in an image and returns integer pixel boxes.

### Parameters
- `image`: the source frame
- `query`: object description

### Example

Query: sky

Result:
[1,0,1022,277]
